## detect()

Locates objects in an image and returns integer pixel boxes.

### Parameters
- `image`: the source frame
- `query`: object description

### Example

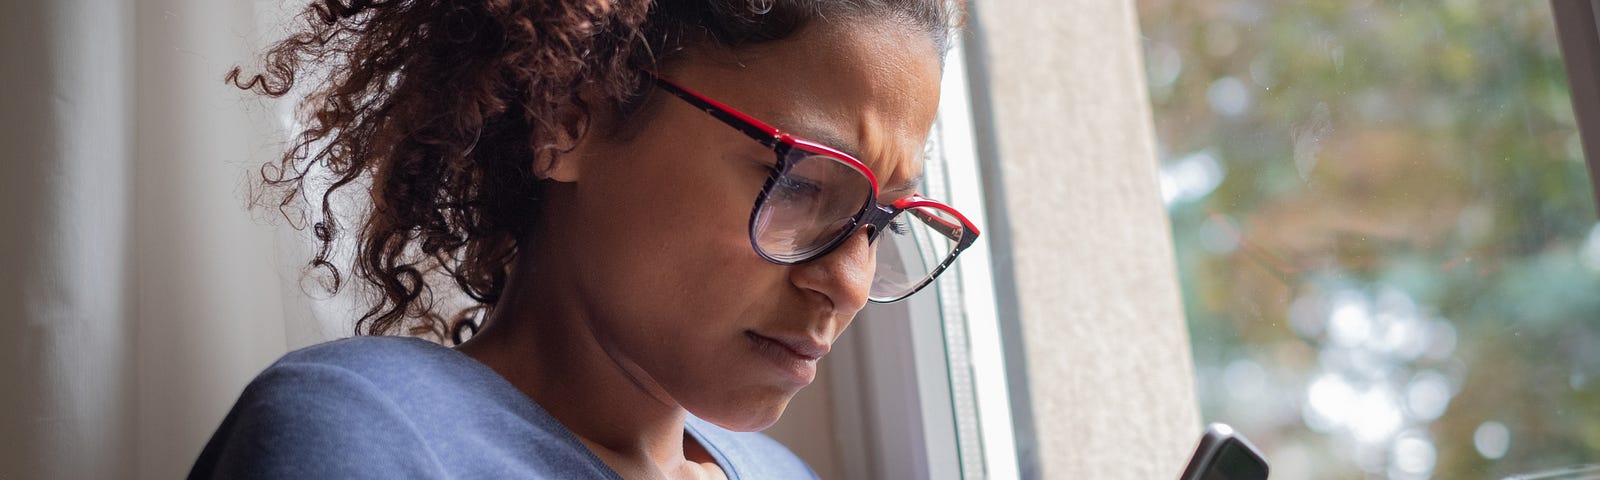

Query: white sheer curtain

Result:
[0,1,340,478]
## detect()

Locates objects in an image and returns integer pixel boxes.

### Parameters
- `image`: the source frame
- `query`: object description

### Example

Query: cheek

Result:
[567,138,805,407]
[569,144,780,327]
[607,154,761,272]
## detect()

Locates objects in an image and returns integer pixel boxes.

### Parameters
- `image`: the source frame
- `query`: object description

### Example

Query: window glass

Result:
[1137,1,1599,478]
[925,30,1015,479]
[921,120,986,478]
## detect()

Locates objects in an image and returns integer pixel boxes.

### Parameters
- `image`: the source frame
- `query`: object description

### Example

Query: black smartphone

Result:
[1178,423,1270,480]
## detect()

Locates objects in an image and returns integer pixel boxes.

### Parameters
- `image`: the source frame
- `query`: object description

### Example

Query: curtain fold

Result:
[2,1,135,478]
[2,1,326,478]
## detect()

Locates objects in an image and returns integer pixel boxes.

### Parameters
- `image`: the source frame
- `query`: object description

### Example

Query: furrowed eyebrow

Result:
[808,130,865,161]
[886,173,924,197]
[784,121,923,196]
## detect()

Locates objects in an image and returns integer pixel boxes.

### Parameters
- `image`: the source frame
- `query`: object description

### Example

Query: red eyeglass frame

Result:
[642,69,980,302]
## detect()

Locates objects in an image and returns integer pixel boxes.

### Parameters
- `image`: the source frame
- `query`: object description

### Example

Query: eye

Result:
[770,175,823,203]
[886,218,909,234]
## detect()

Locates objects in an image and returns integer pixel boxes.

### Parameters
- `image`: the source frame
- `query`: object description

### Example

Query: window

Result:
[1139,1,1600,478]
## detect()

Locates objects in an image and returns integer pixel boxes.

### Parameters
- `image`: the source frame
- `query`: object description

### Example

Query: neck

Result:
[456,250,706,477]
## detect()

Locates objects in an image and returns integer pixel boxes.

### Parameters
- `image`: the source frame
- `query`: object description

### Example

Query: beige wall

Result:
[968,0,1202,478]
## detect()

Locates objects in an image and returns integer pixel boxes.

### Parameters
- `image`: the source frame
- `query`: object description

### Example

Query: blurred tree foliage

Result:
[1137,0,1600,477]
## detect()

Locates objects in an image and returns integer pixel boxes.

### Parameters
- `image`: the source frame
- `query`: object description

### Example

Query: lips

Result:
[745,330,829,386]
[747,331,830,360]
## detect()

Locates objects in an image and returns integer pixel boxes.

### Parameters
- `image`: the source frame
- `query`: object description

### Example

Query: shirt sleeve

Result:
[187,362,448,480]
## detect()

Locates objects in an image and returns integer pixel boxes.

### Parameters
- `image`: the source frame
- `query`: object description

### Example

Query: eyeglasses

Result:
[643,70,980,303]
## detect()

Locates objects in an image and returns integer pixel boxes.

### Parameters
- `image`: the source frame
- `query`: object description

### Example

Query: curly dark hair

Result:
[229,0,957,343]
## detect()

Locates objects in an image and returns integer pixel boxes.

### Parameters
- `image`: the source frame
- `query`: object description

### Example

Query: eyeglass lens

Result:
[868,205,964,301]
[750,152,965,302]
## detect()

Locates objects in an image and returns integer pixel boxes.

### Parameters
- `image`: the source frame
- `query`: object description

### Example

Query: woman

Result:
[191,0,977,478]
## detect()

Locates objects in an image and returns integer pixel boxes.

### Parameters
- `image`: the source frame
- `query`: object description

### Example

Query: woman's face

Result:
[540,17,943,431]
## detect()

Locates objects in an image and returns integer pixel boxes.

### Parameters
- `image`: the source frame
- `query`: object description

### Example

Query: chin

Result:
[689,391,794,432]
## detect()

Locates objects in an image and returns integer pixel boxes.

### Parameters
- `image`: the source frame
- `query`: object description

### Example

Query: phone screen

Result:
[1200,440,1270,480]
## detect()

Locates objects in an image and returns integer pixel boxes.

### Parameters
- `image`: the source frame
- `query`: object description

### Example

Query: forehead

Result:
[664,17,944,192]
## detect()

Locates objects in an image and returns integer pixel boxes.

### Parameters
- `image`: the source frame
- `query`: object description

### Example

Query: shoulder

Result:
[236,336,465,404]
[276,335,457,376]
[257,336,495,409]
[685,416,818,480]
[191,336,621,480]
[188,340,449,478]
[223,337,472,417]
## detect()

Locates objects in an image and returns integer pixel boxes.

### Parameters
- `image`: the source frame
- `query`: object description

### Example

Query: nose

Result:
[788,228,875,316]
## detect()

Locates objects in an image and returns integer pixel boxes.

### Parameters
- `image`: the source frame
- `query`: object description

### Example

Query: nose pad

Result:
[859,223,881,243]
[855,206,896,244]
[789,228,875,314]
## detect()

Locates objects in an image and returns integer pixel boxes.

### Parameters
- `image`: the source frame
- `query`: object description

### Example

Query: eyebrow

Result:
[885,173,925,197]
[807,129,865,161]
[801,129,924,196]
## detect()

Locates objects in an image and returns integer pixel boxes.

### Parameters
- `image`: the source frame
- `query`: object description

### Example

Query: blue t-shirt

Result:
[188,336,817,479]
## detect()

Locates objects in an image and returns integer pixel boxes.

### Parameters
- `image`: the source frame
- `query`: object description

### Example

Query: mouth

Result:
[745,331,830,360]
[745,331,829,385]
